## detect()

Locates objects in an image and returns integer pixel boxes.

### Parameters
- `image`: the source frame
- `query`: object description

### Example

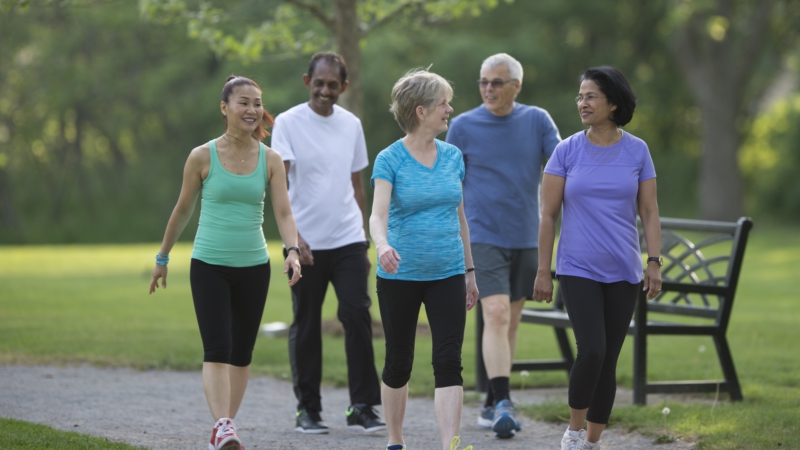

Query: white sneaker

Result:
[561,428,586,450]
[583,439,601,449]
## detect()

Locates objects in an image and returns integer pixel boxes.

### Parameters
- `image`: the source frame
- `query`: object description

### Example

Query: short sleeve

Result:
[544,141,568,178]
[270,114,295,162]
[445,118,463,151]
[351,119,369,172]
[371,149,397,188]
[638,142,657,182]
[540,110,561,159]
[457,147,465,182]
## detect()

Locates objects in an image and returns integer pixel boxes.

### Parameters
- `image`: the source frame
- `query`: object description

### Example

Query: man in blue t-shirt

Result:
[446,53,561,439]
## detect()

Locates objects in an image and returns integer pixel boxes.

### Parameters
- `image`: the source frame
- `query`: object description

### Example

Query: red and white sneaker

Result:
[209,418,241,450]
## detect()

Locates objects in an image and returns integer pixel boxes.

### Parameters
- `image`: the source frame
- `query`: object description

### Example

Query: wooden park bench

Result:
[474,216,753,405]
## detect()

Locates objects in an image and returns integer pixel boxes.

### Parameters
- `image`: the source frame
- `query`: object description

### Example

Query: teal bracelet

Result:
[155,253,169,266]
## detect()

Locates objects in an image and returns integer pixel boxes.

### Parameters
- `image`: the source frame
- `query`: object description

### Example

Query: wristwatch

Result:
[647,256,663,267]
[287,246,302,257]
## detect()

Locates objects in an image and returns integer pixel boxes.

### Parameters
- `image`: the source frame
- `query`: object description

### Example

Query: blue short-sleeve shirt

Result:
[371,139,465,281]
[446,103,561,248]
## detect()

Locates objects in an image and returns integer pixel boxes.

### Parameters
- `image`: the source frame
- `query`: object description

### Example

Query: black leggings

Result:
[190,258,271,367]
[376,275,466,389]
[559,275,638,425]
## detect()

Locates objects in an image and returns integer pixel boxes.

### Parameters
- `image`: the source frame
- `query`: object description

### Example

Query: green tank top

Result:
[192,140,270,267]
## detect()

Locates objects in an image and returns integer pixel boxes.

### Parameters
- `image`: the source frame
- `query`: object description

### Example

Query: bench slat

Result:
[655,217,738,233]
[642,324,720,335]
[647,302,719,319]
[511,360,572,371]
[520,309,570,324]
[660,281,728,296]
[646,380,730,394]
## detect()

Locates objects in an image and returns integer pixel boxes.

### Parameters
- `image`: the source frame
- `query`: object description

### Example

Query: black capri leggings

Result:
[376,274,466,389]
[190,258,271,367]
[559,275,638,425]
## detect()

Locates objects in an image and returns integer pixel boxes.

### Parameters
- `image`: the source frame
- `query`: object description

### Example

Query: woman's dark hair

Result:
[221,75,275,141]
[580,66,637,127]
[307,52,348,83]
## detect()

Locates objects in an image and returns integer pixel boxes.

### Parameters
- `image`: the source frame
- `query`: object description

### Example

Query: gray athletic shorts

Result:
[471,243,538,302]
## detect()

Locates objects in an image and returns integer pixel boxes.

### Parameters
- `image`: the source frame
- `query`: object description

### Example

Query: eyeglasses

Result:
[478,79,515,89]
[575,95,606,104]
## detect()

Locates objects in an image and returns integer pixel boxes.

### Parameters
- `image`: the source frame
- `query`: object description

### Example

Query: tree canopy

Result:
[0,0,798,243]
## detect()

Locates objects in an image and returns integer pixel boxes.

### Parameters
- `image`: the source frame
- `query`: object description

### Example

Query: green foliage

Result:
[740,93,800,221]
[0,2,230,243]
[136,0,513,62]
[0,1,799,244]
[0,418,145,449]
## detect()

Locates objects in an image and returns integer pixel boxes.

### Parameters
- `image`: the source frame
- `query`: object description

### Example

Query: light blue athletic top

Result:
[192,140,270,267]
[371,139,466,281]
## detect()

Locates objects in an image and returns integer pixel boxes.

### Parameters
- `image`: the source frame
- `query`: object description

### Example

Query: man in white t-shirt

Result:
[270,52,384,436]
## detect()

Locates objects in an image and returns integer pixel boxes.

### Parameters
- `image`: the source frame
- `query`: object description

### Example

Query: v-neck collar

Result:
[399,139,439,171]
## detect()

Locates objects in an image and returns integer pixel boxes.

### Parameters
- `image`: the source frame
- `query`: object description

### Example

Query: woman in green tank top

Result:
[149,75,302,450]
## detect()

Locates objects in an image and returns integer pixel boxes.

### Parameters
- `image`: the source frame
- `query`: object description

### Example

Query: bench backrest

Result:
[638,217,753,330]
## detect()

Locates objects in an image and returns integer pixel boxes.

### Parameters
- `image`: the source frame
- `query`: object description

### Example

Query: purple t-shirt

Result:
[544,130,656,284]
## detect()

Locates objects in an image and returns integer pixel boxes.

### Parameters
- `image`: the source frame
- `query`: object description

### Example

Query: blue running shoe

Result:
[477,404,494,428]
[491,399,520,439]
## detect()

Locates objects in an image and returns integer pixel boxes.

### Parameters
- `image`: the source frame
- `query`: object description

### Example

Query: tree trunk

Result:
[697,101,745,221]
[670,1,773,221]
[332,0,363,118]
[0,168,21,232]
[673,40,746,220]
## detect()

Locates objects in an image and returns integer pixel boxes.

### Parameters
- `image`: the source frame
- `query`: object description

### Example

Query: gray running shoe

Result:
[491,399,520,438]
[477,404,494,428]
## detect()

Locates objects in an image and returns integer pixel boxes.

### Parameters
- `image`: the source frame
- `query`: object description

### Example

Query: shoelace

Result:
[362,405,380,419]
[449,435,473,450]
[565,431,585,450]
[217,420,237,440]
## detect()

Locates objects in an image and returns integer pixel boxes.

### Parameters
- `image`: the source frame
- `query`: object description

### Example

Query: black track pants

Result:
[287,242,381,412]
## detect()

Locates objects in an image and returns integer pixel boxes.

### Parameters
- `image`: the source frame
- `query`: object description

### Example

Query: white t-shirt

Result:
[271,103,369,250]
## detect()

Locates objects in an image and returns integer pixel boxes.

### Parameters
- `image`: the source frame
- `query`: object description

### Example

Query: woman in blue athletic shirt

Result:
[370,69,479,450]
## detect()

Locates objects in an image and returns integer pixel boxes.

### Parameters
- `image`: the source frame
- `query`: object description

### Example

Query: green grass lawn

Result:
[0,418,145,449]
[1,227,799,448]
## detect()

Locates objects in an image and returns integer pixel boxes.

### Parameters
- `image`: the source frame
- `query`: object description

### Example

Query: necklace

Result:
[223,134,249,163]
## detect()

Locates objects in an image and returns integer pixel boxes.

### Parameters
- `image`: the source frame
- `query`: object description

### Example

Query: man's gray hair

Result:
[481,53,523,82]
[390,69,453,134]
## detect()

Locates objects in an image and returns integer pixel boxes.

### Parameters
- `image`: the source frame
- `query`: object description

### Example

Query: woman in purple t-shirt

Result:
[533,66,662,450]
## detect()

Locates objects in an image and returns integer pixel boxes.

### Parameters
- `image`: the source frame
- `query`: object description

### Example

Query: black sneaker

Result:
[346,403,387,433]
[295,409,329,434]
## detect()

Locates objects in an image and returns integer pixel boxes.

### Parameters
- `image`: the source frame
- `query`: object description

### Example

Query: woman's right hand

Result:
[149,265,167,294]
[532,269,553,303]
[377,244,402,274]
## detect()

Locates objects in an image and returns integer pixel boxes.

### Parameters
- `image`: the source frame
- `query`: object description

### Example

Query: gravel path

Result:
[0,365,695,449]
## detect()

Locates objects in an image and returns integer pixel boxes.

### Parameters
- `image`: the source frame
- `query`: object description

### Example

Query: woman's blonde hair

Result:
[389,69,453,133]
